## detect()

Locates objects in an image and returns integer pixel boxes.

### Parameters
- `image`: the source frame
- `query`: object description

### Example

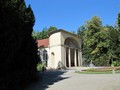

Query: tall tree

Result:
[118,13,120,31]
[0,0,39,89]
[78,16,111,66]
[83,16,102,64]
[77,25,86,37]
[107,13,120,66]
[109,12,120,65]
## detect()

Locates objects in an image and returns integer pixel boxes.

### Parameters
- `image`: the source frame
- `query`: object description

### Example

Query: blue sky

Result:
[25,0,120,32]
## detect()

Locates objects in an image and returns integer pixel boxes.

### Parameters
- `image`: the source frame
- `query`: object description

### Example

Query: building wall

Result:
[49,32,61,46]
[48,30,82,69]
[48,46,62,68]
[49,32,62,68]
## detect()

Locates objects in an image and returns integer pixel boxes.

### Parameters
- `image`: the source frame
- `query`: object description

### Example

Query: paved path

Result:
[26,69,120,90]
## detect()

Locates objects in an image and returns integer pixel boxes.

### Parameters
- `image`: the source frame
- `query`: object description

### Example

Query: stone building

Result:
[37,29,82,69]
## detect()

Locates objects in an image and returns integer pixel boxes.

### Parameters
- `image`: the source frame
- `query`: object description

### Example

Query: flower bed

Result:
[76,66,120,74]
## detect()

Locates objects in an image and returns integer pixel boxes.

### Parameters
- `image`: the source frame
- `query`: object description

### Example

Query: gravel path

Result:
[26,69,120,90]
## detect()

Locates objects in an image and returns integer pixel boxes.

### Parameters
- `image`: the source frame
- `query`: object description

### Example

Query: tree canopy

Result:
[32,26,58,40]
[77,15,120,66]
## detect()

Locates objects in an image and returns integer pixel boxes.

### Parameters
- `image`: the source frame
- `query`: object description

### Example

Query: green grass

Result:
[76,67,120,74]
[76,71,112,74]
[82,68,112,72]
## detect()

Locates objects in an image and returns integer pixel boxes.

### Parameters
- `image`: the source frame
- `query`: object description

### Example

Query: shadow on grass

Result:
[26,70,69,90]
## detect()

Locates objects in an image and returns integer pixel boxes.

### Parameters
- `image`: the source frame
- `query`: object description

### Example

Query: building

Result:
[37,29,82,69]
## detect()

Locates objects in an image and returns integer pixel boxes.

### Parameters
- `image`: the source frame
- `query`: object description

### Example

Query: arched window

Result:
[43,50,48,61]
[64,38,79,48]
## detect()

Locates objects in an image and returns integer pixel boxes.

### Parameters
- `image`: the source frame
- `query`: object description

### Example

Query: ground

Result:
[26,68,120,90]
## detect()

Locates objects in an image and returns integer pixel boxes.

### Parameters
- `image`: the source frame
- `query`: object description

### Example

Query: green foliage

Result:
[0,0,39,89]
[112,61,120,66]
[48,26,57,32]
[77,16,120,66]
[81,16,106,65]
[77,25,86,38]
[32,31,42,40]
[105,14,120,65]
[37,62,46,71]
[32,26,58,40]
[118,13,120,31]
[76,71,113,74]
[107,27,120,62]
[76,67,120,74]
[82,68,113,72]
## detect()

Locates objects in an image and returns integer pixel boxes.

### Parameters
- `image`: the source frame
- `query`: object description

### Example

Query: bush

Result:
[37,62,46,71]
[112,61,120,66]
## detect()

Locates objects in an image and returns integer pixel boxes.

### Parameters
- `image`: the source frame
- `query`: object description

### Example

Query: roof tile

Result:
[37,38,49,47]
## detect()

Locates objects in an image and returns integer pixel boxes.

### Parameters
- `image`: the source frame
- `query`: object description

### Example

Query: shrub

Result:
[37,62,46,71]
[112,61,120,66]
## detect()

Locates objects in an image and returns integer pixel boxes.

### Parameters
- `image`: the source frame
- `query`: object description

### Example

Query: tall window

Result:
[43,50,48,61]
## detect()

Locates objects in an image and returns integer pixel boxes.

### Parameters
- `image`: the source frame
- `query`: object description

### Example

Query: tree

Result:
[77,25,86,36]
[0,0,39,89]
[108,12,120,66]
[48,26,57,32]
[78,15,120,66]
[118,13,120,59]
[32,31,42,40]
[118,13,120,31]
[83,16,103,65]
[107,13,120,66]
[32,26,58,40]
[78,16,111,66]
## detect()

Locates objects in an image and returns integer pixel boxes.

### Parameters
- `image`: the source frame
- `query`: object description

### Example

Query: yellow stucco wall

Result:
[48,30,82,69]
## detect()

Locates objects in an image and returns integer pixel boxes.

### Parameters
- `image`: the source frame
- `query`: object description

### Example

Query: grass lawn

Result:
[76,66,120,74]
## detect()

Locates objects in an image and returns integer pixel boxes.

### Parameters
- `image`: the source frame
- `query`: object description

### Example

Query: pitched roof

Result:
[37,38,49,47]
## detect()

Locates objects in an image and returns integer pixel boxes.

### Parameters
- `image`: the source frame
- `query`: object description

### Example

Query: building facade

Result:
[37,30,82,69]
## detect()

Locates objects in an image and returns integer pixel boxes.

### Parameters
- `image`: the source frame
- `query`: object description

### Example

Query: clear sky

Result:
[25,0,120,32]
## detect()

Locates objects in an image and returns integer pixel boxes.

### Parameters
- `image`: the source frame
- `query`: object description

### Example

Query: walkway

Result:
[26,69,120,90]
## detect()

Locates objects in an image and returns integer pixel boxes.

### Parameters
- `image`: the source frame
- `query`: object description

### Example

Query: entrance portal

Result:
[64,38,79,67]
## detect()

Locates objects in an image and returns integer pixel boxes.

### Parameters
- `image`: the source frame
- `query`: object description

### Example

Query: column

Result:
[80,51,82,66]
[64,47,66,67]
[74,49,77,67]
[68,48,71,67]
[78,49,81,66]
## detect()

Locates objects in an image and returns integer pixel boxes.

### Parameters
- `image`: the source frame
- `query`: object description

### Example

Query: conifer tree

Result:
[0,0,39,89]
